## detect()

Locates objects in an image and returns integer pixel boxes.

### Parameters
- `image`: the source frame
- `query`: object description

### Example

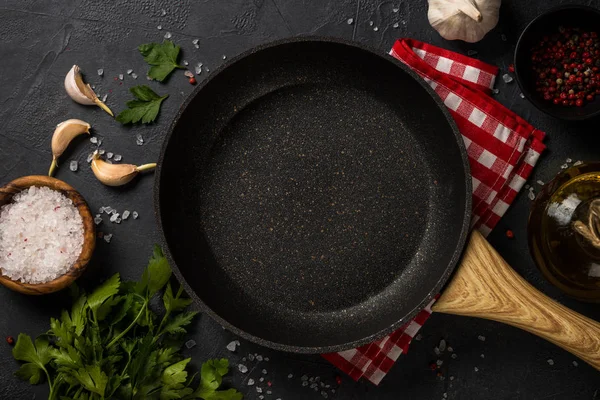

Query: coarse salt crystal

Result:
[347,18,354,24]
[110,213,120,223]
[184,60,189,65]
[288,374,293,379]
[114,154,122,162]
[192,38,199,45]
[393,7,399,12]
[131,73,138,79]
[132,211,139,219]
[502,74,513,83]
[161,9,166,16]
[164,32,172,39]
[566,158,572,163]
[97,68,104,76]
[98,149,105,155]
[256,387,262,393]
[103,233,113,243]
[247,379,255,386]
[122,210,130,220]
[259,377,264,382]
[547,359,554,365]
[69,160,78,172]
[195,63,203,75]
[369,21,374,26]
[572,361,578,367]
[90,137,98,144]
[119,74,124,80]
[127,69,133,75]
[438,339,447,352]
[373,26,379,31]
[474,366,479,372]
[451,353,458,359]
[94,215,102,225]
[0,187,84,283]
[477,335,486,341]
[393,22,399,28]
[136,134,144,146]
[226,341,238,352]
[157,25,162,30]
[222,55,227,60]
[102,94,108,103]
[467,50,478,56]
[87,153,94,163]
[262,369,267,374]
[107,152,113,159]
[238,364,248,373]
[185,339,196,349]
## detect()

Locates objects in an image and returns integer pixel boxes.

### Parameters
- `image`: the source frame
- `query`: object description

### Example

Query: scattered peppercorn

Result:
[6,336,14,345]
[506,229,514,239]
[189,77,197,85]
[531,26,600,107]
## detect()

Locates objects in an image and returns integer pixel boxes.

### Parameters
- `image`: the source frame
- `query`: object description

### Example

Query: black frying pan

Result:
[156,38,600,366]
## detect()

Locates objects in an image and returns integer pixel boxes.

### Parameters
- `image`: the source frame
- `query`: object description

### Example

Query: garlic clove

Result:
[48,119,91,176]
[65,65,114,116]
[91,152,156,186]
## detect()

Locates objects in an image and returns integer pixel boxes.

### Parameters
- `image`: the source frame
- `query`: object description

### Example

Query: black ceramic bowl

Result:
[515,5,600,120]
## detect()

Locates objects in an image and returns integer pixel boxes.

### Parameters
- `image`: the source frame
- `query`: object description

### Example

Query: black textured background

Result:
[0,0,598,399]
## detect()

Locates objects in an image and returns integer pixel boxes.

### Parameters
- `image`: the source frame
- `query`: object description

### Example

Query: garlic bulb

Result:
[91,152,156,186]
[64,65,114,116]
[48,119,91,176]
[428,0,500,43]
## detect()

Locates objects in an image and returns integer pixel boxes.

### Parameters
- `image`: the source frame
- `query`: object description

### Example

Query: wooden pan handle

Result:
[432,231,600,370]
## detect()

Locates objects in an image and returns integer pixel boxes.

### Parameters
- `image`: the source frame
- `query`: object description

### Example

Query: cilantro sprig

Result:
[12,246,243,400]
[116,85,169,125]
[138,40,185,82]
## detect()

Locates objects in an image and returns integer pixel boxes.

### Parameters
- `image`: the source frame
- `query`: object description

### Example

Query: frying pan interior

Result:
[157,39,471,352]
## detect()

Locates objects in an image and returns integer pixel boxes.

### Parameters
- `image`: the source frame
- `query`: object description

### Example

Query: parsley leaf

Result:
[164,282,193,314]
[116,85,169,125]
[136,245,172,296]
[71,365,108,396]
[13,334,52,385]
[87,273,120,318]
[162,358,191,387]
[192,359,243,400]
[161,311,198,335]
[138,40,185,81]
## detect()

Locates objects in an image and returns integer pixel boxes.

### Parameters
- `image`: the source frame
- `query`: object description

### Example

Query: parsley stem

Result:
[107,299,147,348]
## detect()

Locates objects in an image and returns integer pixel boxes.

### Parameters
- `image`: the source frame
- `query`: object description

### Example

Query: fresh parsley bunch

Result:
[12,246,243,400]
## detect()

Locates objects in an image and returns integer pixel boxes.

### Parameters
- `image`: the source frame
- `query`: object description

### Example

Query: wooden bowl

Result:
[0,176,95,295]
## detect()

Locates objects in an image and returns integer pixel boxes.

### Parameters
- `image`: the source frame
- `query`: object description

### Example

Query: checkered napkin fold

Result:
[322,38,546,385]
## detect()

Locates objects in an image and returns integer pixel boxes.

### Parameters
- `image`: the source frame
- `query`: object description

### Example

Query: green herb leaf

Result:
[50,346,82,370]
[87,274,121,317]
[71,365,108,396]
[164,283,193,314]
[161,311,198,335]
[15,363,44,384]
[138,40,185,81]
[137,245,172,296]
[162,358,191,387]
[13,334,52,367]
[191,359,242,400]
[116,85,169,125]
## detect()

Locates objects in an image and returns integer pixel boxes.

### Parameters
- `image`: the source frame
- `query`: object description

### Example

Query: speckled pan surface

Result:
[155,37,472,353]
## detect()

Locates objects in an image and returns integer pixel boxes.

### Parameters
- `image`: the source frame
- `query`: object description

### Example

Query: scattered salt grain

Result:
[184,70,194,78]
[434,347,440,355]
[87,153,94,163]
[502,74,513,83]
[90,137,98,144]
[288,374,293,379]
[474,366,479,372]
[114,154,122,162]
[373,26,379,31]
[69,160,78,172]
[369,21,374,26]
[520,93,525,98]
[164,32,172,39]
[161,9,167,16]
[415,333,422,341]
[266,391,272,395]
[132,211,138,219]
[449,376,455,381]
[547,359,554,366]
[127,69,133,75]
[226,341,238,352]
[109,213,120,223]
[94,215,102,225]
[393,22,399,28]
[248,353,255,362]
[573,160,583,166]
[436,360,443,366]
[247,379,255,386]
[0,187,86,283]
[321,391,328,398]
[264,357,269,361]
[480,354,485,358]
[97,68,104,76]
[238,364,248,373]
[566,158,572,163]
[104,233,113,243]
[136,134,144,146]
[222,55,227,60]
[492,88,499,94]
[122,210,130,220]
[477,335,486,341]
[256,387,262,393]
[347,18,354,24]
[106,152,113,159]
[560,163,569,169]
[119,74,124,80]
[572,361,579,367]
[262,369,267,374]
[438,339,447,352]
[259,377,264,382]
[195,63,203,75]
[301,375,308,381]
[157,25,162,30]
[258,396,264,400]
[184,60,189,66]
[528,191,535,201]
[393,7,399,12]
[467,50,478,56]
[194,43,200,49]
[447,346,453,352]
[102,94,108,103]
[501,34,507,41]
[98,149,105,155]
[536,180,545,185]
[256,355,264,362]
[192,38,199,45]
[185,339,196,349]
[451,353,458,359]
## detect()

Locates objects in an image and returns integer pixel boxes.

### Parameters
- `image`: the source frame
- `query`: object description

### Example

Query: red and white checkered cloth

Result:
[322,39,546,385]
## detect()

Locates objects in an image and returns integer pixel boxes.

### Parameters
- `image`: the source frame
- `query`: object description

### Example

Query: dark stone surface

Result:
[0,0,598,399]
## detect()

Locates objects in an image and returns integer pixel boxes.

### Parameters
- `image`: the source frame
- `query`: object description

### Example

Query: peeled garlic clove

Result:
[65,65,114,116]
[91,152,156,186]
[48,119,91,176]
